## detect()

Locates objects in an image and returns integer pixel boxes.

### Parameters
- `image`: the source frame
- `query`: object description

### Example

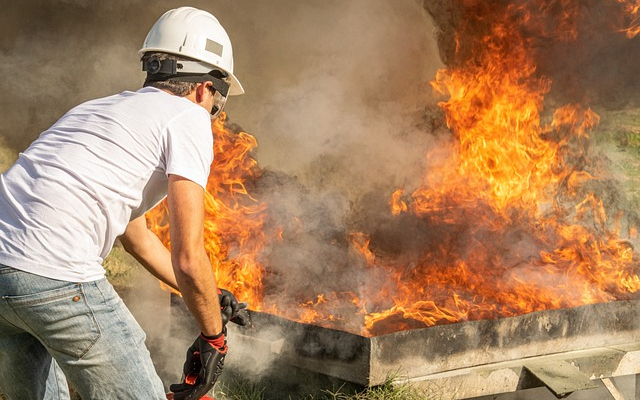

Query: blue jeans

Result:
[0,265,166,399]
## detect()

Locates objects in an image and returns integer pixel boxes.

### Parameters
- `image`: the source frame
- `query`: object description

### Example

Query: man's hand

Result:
[169,333,227,400]
[218,288,249,327]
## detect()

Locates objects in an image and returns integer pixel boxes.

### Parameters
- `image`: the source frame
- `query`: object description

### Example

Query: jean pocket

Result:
[4,284,101,359]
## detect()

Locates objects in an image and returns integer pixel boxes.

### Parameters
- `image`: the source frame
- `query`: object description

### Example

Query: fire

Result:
[352,0,640,336]
[613,0,640,37]
[146,1,640,337]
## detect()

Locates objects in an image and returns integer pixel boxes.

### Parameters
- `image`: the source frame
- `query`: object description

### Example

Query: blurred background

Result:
[0,0,442,199]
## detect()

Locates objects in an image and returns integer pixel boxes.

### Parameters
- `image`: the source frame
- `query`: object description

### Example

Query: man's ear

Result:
[195,82,208,103]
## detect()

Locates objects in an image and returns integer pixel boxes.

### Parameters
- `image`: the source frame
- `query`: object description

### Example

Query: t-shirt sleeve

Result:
[164,107,214,190]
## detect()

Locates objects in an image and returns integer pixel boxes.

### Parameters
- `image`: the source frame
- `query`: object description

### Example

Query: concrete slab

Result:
[523,361,598,397]
[398,347,632,398]
[227,300,640,386]
[171,297,640,396]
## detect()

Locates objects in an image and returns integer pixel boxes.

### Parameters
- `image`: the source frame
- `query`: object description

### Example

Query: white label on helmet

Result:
[206,39,224,57]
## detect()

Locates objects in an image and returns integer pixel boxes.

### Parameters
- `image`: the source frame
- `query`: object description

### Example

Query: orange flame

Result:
[612,0,640,37]
[145,1,640,337]
[351,0,640,336]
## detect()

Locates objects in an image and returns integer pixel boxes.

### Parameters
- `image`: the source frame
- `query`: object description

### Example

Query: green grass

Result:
[594,109,640,215]
[217,379,268,400]
[320,380,438,400]
[216,376,444,400]
[102,243,140,288]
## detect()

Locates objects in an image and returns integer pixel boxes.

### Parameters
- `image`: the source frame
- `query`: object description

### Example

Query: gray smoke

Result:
[0,0,442,196]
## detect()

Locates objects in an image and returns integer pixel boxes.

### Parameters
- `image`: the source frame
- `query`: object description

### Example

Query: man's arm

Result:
[119,175,223,336]
[166,174,223,337]
[120,215,179,291]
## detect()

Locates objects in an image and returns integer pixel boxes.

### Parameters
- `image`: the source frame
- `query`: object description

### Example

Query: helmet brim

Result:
[227,73,244,96]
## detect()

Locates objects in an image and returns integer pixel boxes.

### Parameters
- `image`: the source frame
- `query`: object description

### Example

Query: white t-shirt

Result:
[0,87,213,282]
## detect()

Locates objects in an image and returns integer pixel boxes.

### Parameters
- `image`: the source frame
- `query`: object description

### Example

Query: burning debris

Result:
[148,0,640,338]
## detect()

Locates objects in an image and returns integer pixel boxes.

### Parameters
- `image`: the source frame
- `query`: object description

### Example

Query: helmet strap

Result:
[170,74,230,97]
[143,57,230,97]
[143,57,177,75]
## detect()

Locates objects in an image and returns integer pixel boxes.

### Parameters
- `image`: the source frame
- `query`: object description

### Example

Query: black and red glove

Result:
[169,332,227,400]
[218,288,249,327]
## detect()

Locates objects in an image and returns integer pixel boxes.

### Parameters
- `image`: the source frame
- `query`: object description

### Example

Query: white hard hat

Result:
[139,6,244,95]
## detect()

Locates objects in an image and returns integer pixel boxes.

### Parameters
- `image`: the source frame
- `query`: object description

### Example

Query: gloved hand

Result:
[218,288,249,327]
[169,333,227,400]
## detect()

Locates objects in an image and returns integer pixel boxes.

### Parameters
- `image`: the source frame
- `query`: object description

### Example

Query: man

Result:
[0,7,245,400]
